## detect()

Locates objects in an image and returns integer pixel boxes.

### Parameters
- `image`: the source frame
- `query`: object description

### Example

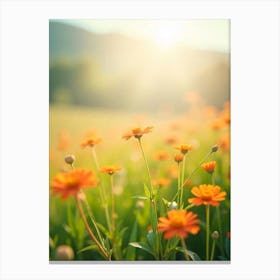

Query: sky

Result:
[60,19,230,53]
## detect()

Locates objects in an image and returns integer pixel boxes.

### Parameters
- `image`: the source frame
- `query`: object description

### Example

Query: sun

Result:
[151,22,185,50]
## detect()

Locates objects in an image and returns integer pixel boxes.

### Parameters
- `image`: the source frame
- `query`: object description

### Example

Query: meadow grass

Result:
[49,104,230,261]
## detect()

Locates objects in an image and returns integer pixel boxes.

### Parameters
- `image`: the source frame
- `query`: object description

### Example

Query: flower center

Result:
[132,128,141,134]
[201,190,213,201]
[66,178,80,189]
[170,216,186,228]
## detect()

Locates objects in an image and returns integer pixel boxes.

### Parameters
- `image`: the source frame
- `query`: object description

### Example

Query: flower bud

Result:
[136,200,145,209]
[64,154,75,165]
[174,153,184,163]
[211,231,219,240]
[167,201,178,210]
[211,145,219,153]
[55,245,74,260]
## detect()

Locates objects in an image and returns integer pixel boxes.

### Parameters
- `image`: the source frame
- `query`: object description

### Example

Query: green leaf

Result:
[185,204,195,210]
[125,219,138,260]
[146,230,154,248]
[129,242,155,257]
[225,237,230,258]
[96,222,110,238]
[161,197,169,206]
[66,203,76,238]
[176,247,201,261]
[132,195,149,200]
[77,244,99,254]
[144,183,151,199]
[118,227,128,239]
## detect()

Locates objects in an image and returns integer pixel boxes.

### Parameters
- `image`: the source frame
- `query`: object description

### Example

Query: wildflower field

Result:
[49,100,230,261]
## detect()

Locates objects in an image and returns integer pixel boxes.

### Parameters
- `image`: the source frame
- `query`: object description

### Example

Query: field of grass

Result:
[49,103,230,261]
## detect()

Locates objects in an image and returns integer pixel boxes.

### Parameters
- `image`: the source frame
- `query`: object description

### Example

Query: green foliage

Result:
[49,105,230,261]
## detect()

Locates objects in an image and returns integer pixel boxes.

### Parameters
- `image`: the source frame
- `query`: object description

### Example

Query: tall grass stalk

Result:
[212,173,224,256]
[138,138,160,259]
[91,147,111,233]
[206,204,210,261]
[75,193,109,260]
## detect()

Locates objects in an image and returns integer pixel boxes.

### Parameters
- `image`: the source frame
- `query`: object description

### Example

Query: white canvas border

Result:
[0,0,279,279]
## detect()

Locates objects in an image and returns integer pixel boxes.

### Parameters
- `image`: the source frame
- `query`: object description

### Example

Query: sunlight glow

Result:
[151,22,185,50]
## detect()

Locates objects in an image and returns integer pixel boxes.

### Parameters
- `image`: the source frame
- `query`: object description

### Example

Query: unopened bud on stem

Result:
[211,231,219,240]
[64,154,75,165]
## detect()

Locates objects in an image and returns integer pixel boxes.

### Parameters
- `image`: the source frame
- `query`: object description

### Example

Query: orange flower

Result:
[122,126,153,140]
[80,136,102,148]
[165,136,178,145]
[100,165,122,175]
[174,153,184,163]
[188,184,226,207]
[175,144,193,155]
[153,151,169,161]
[152,178,171,188]
[201,161,216,174]
[158,210,200,239]
[51,169,99,200]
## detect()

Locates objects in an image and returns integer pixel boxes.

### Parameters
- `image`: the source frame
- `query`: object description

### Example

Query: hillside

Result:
[49,21,230,111]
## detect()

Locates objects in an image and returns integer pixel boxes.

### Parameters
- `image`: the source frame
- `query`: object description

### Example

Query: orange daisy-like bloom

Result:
[51,169,99,200]
[174,153,184,163]
[152,178,171,188]
[80,136,102,148]
[201,161,217,174]
[122,126,153,140]
[100,165,122,175]
[158,210,200,239]
[188,184,226,207]
[175,144,193,155]
[153,151,169,161]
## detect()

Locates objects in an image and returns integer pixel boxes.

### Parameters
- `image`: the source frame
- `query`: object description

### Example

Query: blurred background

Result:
[49,19,230,112]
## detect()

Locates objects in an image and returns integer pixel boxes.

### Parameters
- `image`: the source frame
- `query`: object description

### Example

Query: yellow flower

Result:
[201,161,216,174]
[100,165,122,175]
[175,144,193,155]
[174,153,184,163]
[80,136,102,148]
[122,126,153,140]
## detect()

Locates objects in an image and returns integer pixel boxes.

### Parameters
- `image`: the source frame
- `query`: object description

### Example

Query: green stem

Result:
[70,164,104,247]
[163,239,171,260]
[211,173,224,257]
[138,139,153,195]
[138,138,160,260]
[206,204,210,261]
[180,237,190,261]
[181,150,212,189]
[110,175,120,260]
[110,176,116,236]
[180,156,186,209]
[210,239,216,261]
[75,194,109,260]
[176,162,181,206]
[91,148,111,233]
[81,191,105,247]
